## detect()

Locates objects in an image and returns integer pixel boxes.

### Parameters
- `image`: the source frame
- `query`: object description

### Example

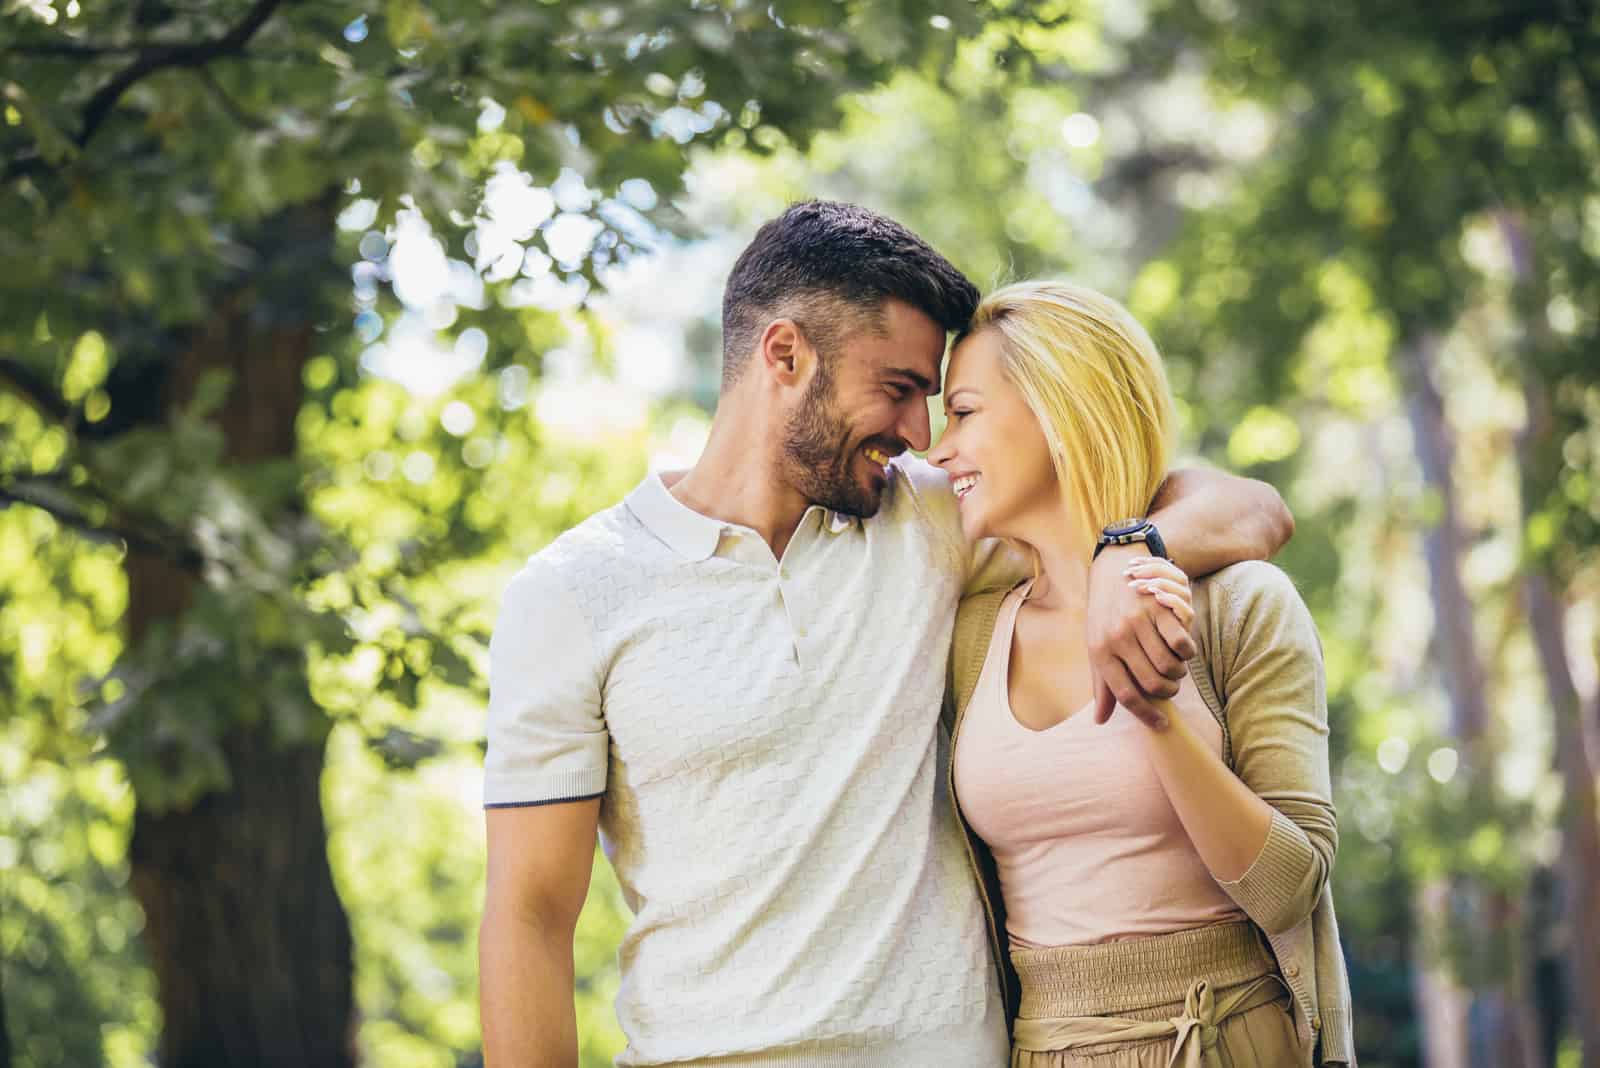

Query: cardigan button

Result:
[1311,1016,1322,1031]
[1284,963,1301,979]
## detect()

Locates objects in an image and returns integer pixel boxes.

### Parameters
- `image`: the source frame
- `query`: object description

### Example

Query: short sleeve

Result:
[892,456,1028,594]
[482,556,608,808]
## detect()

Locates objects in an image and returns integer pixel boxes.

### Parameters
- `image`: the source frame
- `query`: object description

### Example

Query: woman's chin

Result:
[959,509,989,543]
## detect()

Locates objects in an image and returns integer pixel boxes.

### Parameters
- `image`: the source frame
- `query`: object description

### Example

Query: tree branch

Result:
[193,66,266,129]
[2,2,287,187]
[0,152,52,186]
[0,481,204,572]
[76,0,287,149]
[0,355,73,423]
[1,40,149,58]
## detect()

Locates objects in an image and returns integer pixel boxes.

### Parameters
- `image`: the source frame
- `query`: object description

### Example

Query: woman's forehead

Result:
[945,328,1004,390]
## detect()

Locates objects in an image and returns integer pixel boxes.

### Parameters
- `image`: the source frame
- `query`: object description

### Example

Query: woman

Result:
[928,281,1353,1067]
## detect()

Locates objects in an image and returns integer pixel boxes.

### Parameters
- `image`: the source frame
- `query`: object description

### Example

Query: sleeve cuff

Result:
[1317,1007,1356,1065]
[483,766,607,809]
[1218,808,1317,931]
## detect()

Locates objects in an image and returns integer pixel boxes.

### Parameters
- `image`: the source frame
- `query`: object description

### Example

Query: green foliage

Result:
[2,1,1050,1063]
[0,755,158,1068]
[0,0,1018,805]
[4,1,1598,1065]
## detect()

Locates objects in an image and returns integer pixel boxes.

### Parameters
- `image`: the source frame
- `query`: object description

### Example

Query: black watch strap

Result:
[1093,519,1168,561]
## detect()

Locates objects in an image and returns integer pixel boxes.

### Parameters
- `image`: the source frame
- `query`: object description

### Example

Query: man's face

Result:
[780,299,946,518]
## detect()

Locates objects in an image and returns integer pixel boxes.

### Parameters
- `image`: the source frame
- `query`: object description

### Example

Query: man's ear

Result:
[759,318,812,387]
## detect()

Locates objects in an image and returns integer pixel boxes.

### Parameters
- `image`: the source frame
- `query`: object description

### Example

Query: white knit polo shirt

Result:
[484,456,1019,1066]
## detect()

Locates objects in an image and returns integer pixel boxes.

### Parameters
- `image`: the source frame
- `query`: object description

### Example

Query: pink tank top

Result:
[952,581,1247,948]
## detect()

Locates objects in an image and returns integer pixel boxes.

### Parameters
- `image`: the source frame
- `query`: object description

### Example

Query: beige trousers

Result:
[1008,921,1305,1068]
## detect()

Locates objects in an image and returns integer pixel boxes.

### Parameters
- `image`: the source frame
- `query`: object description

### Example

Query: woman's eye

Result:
[949,409,972,419]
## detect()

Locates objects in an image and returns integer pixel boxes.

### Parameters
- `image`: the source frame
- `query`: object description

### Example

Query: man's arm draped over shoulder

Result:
[1146,466,1295,578]
[478,561,610,1068]
[1089,467,1294,726]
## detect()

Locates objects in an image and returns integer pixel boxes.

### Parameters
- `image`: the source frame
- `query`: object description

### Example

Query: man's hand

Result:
[1088,547,1197,729]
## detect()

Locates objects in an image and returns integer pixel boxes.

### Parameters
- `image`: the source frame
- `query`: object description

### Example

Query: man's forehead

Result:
[856,337,943,389]
[870,302,947,379]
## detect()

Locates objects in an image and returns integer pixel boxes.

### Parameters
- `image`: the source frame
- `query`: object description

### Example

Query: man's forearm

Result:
[480,908,579,1068]
[1148,468,1293,577]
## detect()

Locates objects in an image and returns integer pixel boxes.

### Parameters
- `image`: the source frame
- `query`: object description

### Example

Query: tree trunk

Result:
[1412,880,1472,1068]
[1,955,12,1068]
[128,731,353,1068]
[121,196,353,1068]
[1525,575,1600,1067]
[1402,332,1542,1068]
[1501,211,1600,1067]
[1403,333,1490,744]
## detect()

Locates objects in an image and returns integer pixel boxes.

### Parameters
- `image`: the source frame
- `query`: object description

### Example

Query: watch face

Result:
[1105,518,1146,537]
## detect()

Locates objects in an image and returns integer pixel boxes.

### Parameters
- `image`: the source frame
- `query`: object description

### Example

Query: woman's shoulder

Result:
[1192,559,1308,621]
[952,582,1025,662]
[1192,560,1321,679]
[955,581,1024,629]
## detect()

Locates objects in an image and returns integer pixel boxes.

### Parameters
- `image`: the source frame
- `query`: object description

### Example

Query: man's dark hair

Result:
[719,201,979,389]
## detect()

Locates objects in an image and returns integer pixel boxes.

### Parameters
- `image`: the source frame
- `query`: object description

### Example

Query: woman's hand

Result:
[1087,547,1197,729]
[1125,556,1195,643]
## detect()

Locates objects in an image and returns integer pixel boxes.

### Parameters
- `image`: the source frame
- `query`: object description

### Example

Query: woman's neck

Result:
[1009,502,1093,613]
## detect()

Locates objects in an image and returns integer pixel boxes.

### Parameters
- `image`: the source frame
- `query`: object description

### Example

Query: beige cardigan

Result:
[942,560,1355,1066]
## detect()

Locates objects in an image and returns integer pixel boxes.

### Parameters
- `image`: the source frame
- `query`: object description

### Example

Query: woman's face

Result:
[929,327,1062,543]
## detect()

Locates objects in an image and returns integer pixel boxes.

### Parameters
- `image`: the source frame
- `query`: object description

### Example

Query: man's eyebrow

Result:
[885,367,937,394]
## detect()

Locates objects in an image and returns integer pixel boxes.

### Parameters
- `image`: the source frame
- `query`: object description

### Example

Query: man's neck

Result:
[670,408,811,559]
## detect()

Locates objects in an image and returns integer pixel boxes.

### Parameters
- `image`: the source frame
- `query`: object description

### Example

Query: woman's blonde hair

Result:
[963,280,1174,557]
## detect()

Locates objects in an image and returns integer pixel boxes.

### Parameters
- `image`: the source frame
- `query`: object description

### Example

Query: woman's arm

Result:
[1128,558,1337,934]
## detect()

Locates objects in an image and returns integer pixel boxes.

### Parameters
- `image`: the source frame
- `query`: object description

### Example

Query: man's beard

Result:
[780,362,889,519]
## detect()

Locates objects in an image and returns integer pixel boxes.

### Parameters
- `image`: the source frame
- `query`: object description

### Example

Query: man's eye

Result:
[886,385,910,400]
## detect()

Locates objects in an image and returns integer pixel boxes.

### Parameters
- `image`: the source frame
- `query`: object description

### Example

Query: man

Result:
[478,201,1292,1066]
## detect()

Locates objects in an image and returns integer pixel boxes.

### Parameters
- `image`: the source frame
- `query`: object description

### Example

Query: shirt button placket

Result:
[777,560,807,663]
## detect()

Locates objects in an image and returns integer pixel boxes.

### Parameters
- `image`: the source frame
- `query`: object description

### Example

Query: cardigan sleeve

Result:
[1210,561,1338,935]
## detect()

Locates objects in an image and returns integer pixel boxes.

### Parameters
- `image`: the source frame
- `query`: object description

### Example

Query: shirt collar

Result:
[625,473,861,559]
[625,474,725,560]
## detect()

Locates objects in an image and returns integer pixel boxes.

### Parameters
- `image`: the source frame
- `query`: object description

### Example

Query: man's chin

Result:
[818,479,883,520]
[830,492,882,520]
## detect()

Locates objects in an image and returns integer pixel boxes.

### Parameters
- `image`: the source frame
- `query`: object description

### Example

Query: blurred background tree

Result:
[2,1,1597,1067]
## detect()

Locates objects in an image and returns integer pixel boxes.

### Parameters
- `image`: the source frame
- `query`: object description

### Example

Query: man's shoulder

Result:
[887,454,956,504]
[517,500,643,586]
[880,453,963,542]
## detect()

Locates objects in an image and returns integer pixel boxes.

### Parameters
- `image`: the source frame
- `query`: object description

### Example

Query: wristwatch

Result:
[1094,517,1168,560]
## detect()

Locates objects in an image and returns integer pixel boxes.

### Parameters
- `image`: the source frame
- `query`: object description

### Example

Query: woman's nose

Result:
[928,426,953,468]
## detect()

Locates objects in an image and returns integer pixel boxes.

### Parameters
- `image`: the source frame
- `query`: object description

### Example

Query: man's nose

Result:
[900,401,931,453]
[928,423,954,468]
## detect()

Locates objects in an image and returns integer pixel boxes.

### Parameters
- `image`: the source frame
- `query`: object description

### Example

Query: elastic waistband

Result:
[1011,921,1276,1018]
